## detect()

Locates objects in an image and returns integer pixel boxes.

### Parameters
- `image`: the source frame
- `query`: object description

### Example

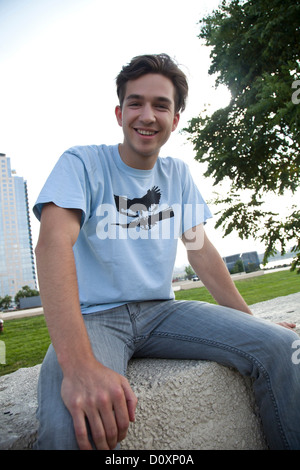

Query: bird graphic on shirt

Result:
[113,186,174,230]
[114,186,161,217]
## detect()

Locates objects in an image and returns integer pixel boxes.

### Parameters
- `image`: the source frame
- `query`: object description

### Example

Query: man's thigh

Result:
[134,300,294,373]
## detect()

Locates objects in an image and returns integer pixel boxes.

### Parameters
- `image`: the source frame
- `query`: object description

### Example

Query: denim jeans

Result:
[35,300,300,450]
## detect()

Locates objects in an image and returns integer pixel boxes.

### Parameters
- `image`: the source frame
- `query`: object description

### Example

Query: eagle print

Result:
[113,186,174,230]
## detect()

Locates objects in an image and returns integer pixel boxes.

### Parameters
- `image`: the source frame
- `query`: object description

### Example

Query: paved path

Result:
[0,307,43,321]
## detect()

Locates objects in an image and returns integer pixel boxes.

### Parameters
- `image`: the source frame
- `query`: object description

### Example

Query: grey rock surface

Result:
[0,364,40,450]
[121,359,267,450]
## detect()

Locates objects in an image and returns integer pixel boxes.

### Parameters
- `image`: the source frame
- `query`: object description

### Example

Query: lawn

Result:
[0,315,50,376]
[0,270,299,377]
[175,269,300,305]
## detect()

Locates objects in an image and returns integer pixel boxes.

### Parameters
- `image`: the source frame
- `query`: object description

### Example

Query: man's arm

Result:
[35,203,137,450]
[182,224,296,329]
[182,224,252,314]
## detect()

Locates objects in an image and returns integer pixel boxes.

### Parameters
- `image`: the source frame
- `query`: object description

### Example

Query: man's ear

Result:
[115,105,122,127]
[172,112,180,132]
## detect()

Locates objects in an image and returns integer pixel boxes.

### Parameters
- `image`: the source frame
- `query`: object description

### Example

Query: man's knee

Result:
[257,323,299,370]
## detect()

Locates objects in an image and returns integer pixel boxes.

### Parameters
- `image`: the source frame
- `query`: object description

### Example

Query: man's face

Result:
[115,73,180,169]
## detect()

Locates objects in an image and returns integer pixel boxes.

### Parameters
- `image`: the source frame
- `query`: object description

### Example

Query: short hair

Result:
[116,53,188,113]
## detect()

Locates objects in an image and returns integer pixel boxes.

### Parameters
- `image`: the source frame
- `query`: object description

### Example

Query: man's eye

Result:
[156,104,168,110]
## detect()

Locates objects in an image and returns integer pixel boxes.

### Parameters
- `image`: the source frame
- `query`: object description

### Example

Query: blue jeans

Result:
[35,300,300,450]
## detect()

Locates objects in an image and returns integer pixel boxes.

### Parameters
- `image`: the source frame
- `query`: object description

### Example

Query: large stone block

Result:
[121,359,267,450]
[0,359,267,450]
[0,365,40,450]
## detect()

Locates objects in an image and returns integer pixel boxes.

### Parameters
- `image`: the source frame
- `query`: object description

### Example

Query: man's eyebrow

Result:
[125,94,172,105]
[125,94,143,101]
[155,96,173,105]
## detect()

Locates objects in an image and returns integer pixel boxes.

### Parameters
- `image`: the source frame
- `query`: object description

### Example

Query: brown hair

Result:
[116,53,188,113]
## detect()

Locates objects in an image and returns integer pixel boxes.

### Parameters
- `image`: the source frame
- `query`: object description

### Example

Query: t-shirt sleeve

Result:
[33,150,90,227]
[180,162,212,234]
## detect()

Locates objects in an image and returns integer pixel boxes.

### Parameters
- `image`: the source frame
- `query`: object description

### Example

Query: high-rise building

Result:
[0,153,37,299]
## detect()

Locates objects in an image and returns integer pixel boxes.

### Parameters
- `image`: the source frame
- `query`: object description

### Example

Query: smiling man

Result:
[33,54,300,451]
[115,73,180,169]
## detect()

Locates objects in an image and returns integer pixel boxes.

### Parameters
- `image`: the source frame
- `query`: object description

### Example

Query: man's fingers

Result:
[277,321,296,330]
[89,384,135,450]
[122,380,138,422]
[72,411,93,450]
[96,390,124,449]
[88,408,113,450]
[73,405,118,450]
[113,388,132,443]
[62,368,137,450]
[99,381,138,447]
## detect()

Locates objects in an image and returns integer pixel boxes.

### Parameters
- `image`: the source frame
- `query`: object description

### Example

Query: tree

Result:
[185,0,300,272]
[0,295,12,311]
[230,259,244,274]
[185,265,195,280]
[14,285,40,308]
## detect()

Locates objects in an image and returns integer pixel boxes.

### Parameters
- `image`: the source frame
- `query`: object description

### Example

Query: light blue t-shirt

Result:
[33,144,212,313]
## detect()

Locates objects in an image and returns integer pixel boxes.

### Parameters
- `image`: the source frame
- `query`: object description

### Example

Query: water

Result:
[261,257,294,270]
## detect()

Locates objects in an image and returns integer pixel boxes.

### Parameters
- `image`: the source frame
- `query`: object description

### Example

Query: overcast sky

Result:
[0,0,283,267]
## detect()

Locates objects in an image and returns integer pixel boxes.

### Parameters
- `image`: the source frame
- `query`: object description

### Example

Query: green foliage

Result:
[185,0,300,270]
[185,265,195,280]
[14,285,40,306]
[230,259,244,274]
[0,295,12,310]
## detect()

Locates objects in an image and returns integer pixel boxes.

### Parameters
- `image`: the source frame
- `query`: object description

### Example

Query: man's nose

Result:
[140,103,156,123]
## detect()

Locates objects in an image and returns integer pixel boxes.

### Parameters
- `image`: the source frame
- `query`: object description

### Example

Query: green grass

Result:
[0,315,50,376]
[0,270,299,377]
[175,269,300,305]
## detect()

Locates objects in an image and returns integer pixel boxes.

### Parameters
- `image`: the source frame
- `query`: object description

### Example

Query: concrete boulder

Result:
[0,359,267,450]
[122,358,267,450]
[0,364,40,450]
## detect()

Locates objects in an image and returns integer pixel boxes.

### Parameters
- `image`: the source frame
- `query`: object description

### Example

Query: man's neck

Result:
[118,143,158,170]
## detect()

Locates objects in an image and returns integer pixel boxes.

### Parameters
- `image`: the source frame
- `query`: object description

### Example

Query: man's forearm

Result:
[35,239,95,372]
[186,232,252,315]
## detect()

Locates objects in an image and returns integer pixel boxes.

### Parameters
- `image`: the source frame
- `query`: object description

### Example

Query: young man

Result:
[33,54,299,450]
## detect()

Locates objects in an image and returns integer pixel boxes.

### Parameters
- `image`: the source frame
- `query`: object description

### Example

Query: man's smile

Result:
[135,128,158,136]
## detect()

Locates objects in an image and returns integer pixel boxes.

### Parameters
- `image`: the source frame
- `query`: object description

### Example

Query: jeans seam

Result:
[152,330,289,450]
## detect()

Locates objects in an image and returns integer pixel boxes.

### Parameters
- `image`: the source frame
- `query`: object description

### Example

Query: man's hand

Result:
[61,359,138,450]
[277,321,296,330]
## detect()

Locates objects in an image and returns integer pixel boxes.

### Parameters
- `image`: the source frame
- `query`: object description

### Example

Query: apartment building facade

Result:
[0,153,37,299]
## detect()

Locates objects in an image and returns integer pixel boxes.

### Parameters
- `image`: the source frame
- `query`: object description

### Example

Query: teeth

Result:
[137,129,156,136]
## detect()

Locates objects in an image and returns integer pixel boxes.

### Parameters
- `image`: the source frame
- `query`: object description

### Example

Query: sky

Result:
[0,0,288,269]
